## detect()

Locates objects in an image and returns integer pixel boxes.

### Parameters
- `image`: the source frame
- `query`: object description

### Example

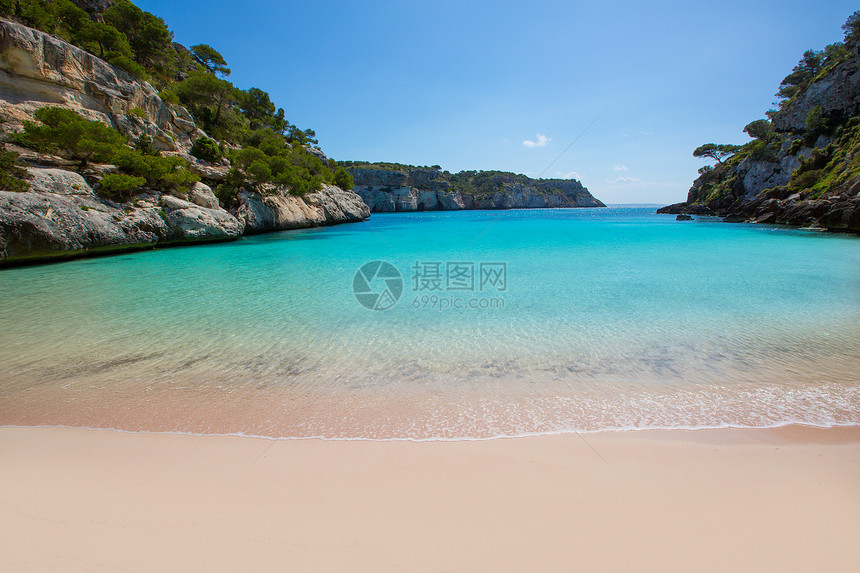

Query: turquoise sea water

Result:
[1,206,859,439]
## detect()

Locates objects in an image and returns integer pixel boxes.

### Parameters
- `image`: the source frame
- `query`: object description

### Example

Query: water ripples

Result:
[1,208,859,438]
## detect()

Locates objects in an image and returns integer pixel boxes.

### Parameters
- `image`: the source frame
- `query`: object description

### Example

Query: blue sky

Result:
[136,0,858,204]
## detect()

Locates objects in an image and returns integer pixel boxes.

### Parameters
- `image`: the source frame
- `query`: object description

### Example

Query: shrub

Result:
[99,173,146,198]
[214,168,245,207]
[190,136,221,163]
[112,147,198,190]
[134,134,158,156]
[247,159,271,183]
[0,144,30,192]
[129,107,147,119]
[108,55,148,79]
[232,146,267,171]
[18,107,125,167]
[791,168,825,190]
[788,139,804,155]
[805,105,828,140]
[158,89,180,106]
[333,166,354,190]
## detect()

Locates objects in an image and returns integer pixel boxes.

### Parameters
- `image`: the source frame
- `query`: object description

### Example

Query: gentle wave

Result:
[3,420,859,444]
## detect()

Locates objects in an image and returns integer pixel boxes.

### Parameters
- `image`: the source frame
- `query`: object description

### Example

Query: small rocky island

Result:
[659,15,860,234]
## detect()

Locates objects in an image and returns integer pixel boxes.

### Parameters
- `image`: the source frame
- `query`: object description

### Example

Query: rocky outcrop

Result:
[772,47,860,133]
[658,40,860,234]
[237,184,371,233]
[350,167,604,212]
[0,17,201,153]
[0,167,245,265]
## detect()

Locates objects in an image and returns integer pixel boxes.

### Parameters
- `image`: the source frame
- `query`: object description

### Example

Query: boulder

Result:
[0,189,164,263]
[160,194,244,240]
[26,167,93,195]
[187,181,220,209]
[237,185,370,234]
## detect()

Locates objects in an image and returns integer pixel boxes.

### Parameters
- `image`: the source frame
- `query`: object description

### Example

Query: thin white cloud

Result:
[522,133,551,148]
[613,165,628,172]
[555,171,581,179]
[641,130,654,136]
[606,176,642,184]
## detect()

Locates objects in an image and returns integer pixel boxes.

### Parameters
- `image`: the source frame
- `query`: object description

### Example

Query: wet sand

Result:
[1,425,858,572]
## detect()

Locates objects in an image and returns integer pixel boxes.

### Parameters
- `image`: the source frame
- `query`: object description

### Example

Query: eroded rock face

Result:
[237,185,371,233]
[772,50,860,133]
[0,18,201,153]
[26,167,93,196]
[0,167,245,265]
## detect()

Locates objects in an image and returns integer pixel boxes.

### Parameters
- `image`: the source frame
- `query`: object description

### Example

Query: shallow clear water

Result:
[1,206,859,439]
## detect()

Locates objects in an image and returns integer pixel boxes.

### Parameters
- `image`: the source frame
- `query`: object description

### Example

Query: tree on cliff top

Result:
[104,0,174,83]
[191,44,231,77]
[176,71,241,140]
[743,119,773,141]
[843,10,860,45]
[693,143,742,165]
[237,87,287,133]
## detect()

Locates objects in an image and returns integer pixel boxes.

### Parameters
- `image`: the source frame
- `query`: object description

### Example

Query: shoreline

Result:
[2,424,858,572]
[3,420,860,442]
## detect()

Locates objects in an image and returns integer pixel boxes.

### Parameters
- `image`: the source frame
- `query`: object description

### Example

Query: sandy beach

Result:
[0,425,858,572]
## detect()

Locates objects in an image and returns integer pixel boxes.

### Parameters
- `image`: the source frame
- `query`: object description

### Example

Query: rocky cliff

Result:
[348,166,604,212]
[0,17,370,266]
[0,17,199,153]
[659,31,860,234]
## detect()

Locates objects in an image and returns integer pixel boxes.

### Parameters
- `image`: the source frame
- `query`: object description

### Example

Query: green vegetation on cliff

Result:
[1,0,343,201]
[15,107,199,199]
[0,0,169,80]
[0,144,29,192]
